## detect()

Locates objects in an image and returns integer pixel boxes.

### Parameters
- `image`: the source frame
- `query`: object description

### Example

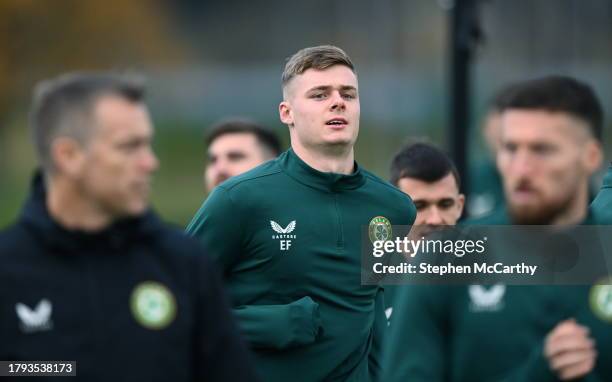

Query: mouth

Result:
[325,117,348,129]
[512,185,538,202]
[134,181,151,195]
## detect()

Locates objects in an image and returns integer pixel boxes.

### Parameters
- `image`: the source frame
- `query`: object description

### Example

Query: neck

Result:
[46,176,113,232]
[291,139,355,175]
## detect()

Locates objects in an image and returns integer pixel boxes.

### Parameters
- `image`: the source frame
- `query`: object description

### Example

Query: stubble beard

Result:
[508,187,579,225]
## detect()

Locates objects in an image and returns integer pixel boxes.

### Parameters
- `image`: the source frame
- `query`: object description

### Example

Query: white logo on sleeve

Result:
[270,220,297,251]
[468,284,506,312]
[16,299,54,333]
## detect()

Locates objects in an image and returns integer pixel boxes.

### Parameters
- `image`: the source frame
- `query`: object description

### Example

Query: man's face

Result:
[398,173,464,236]
[75,96,158,219]
[205,133,269,191]
[497,110,598,224]
[280,65,359,151]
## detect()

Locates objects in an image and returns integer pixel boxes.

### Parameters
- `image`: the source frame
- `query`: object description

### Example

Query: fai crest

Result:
[130,282,176,330]
[368,216,392,243]
[590,278,612,322]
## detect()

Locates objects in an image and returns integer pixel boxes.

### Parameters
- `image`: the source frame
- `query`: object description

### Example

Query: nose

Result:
[142,148,159,173]
[510,149,534,178]
[330,91,346,111]
[424,206,445,226]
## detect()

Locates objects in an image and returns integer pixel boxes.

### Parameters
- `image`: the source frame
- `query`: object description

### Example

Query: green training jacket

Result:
[381,210,612,382]
[187,148,416,382]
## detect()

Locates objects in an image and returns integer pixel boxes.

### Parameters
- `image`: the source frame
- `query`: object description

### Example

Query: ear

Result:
[583,140,603,174]
[456,193,466,218]
[50,137,85,177]
[279,101,294,126]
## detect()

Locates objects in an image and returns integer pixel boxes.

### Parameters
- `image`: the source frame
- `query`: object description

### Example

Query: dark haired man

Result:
[384,142,464,319]
[0,72,259,381]
[188,45,416,381]
[204,118,282,192]
[390,142,464,236]
[382,76,611,382]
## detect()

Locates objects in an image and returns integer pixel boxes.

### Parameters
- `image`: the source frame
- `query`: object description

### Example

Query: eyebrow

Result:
[307,85,357,93]
[208,149,247,160]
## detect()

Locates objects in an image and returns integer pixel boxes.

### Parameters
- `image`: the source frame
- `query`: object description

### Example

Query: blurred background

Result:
[1,0,612,227]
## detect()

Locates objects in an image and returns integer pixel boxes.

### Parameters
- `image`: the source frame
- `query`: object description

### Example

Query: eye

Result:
[502,142,517,153]
[342,93,355,100]
[310,92,327,100]
[118,141,141,152]
[532,144,555,155]
[414,201,427,211]
[438,199,455,209]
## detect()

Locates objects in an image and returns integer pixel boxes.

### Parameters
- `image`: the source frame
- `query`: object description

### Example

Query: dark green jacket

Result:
[187,149,416,382]
[382,211,612,382]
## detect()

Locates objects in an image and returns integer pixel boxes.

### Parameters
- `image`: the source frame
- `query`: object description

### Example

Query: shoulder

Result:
[152,221,210,258]
[0,222,35,259]
[217,159,283,193]
[150,221,220,271]
[362,169,414,205]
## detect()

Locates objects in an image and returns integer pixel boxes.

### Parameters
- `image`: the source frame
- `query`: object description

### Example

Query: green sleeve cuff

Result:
[234,296,322,350]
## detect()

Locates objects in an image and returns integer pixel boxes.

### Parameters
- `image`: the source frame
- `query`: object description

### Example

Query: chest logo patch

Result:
[368,216,392,243]
[16,299,53,333]
[590,279,612,323]
[468,284,506,312]
[270,220,297,251]
[130,282,176,330]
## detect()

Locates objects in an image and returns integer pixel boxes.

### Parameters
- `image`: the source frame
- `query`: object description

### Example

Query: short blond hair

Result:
[281,45,355,91]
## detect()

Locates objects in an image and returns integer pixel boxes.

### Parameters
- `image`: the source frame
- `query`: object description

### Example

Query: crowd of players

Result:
[0,45,611,381]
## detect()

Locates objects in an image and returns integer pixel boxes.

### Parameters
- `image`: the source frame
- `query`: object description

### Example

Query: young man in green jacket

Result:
[187,45,416,382]
[382,76,611,382]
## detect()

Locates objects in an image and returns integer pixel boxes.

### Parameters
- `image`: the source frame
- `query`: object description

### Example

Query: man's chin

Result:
[508,203,560,225]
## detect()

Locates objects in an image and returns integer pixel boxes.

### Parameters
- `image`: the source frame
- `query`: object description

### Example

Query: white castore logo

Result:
[16,299,54,333]
[270,220,297,251]
[468,284,505,312]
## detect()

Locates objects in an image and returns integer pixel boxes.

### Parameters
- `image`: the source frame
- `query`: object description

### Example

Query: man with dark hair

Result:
[390,142,464,235]
[188,45,416,381]
[204,118,282,192]
[0,72,259,381]
[384,142,465,320]
[493,75,603,225]
[382,75,611,382]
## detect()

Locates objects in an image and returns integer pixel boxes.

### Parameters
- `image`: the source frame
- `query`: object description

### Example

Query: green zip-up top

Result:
[187,149,416,382]
[381,211,612,382]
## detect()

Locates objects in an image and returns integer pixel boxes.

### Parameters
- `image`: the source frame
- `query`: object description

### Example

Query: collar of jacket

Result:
[19,170,163,254]
[601,164,612,189]
[278,148,366,192]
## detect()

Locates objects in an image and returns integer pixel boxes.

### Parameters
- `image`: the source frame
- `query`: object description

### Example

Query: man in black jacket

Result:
[0,72,259,381]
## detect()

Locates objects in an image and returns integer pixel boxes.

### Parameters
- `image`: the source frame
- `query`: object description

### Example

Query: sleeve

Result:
[233,296,322,349]
[195,254,261,382]
[380,285,449,382]
[368,287,386,382]
[186,187,244,273]
[187,189,323,350]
